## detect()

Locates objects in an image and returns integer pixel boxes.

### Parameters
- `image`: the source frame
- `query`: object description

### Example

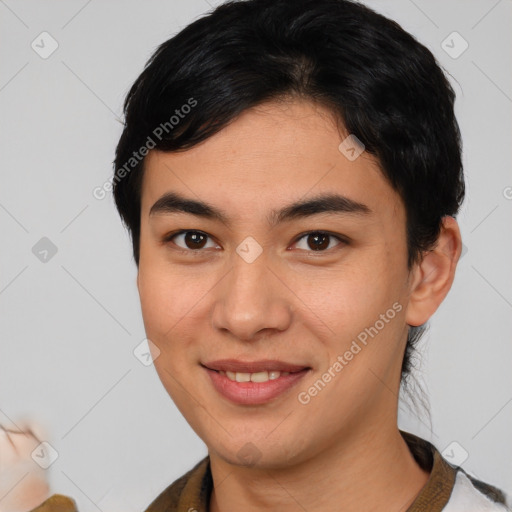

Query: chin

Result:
[208,434,311,471]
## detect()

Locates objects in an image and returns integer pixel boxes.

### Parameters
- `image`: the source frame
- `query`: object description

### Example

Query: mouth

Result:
[201,359,311,405]
[202,359,310,374]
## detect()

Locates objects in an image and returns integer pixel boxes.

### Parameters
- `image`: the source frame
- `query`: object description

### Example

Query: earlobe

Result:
[405,216,462,327]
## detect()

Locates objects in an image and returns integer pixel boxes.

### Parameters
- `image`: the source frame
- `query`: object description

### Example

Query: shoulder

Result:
[143,456,211,512]
[444,470,511,511]
[400,430,510,512]
[29,494,79,512]
[28,457,211,512]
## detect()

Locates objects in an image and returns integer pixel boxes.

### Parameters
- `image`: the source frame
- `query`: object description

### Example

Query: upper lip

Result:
[202,359,310,373]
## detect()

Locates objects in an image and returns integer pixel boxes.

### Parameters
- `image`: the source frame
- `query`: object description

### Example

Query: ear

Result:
[405,216,462,327]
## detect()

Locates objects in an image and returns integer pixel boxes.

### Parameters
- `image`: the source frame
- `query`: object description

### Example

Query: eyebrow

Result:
[149,191,372,227]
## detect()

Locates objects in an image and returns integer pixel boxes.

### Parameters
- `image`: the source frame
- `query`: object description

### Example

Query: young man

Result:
[27,0,510,510]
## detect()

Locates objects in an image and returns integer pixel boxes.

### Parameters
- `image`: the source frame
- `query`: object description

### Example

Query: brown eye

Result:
[184,231,207,249]
[166,230,219,251]
[293,231,345,252]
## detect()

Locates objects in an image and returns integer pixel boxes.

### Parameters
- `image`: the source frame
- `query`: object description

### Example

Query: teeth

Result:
[236,372,251,382]
[220,370,291,382]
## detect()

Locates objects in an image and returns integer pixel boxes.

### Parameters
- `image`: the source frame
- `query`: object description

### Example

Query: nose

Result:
[211,248,293,342]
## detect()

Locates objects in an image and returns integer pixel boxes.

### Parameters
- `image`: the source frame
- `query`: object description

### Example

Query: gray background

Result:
[0,0,510,510]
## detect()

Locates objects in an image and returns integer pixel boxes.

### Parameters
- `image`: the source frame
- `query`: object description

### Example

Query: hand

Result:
[0,422,51,512]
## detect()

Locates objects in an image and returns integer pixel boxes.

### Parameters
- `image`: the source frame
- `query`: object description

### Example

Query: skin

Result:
[137,99,462,512]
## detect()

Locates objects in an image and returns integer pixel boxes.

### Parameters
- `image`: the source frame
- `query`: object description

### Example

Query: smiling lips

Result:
[202,359,311,405]
[202,358,310,373]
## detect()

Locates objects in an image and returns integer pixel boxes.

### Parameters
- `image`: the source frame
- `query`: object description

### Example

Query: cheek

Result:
[137,267,194,393]
[138,268,172,335]
[136,259,193,348]
[306,252,406,357]
[311,263,390,321]
[137,260,213,346]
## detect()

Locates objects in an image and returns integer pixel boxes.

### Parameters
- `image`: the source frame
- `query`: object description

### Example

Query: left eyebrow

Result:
[149,191,372,227]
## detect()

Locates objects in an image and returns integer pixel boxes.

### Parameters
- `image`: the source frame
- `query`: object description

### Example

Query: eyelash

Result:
[162,230,348,255]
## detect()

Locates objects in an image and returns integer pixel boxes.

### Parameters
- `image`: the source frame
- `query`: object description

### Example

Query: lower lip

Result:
[203,367,310,405]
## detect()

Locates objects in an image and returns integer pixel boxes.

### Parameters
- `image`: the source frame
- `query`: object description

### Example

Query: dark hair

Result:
[112,0,465,383]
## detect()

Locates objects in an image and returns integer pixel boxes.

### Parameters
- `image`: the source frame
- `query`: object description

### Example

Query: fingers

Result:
[0,421,52,512]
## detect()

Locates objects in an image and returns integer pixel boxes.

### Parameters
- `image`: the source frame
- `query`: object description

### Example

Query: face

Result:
[137,99,415,469]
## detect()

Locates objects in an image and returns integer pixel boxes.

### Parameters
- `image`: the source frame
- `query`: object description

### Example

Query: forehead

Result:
[140,99,403,224]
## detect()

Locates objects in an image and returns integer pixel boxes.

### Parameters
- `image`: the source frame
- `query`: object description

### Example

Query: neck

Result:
[208,425,430,512]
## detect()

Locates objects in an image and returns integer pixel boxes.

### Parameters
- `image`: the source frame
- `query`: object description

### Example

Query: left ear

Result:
[405,216,462,327]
